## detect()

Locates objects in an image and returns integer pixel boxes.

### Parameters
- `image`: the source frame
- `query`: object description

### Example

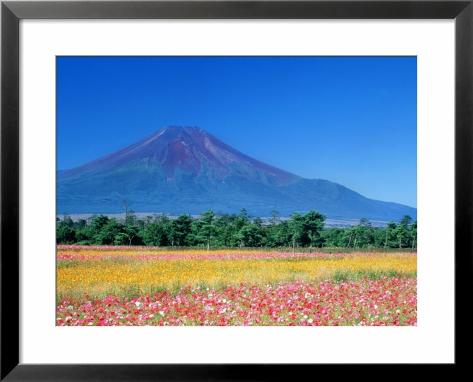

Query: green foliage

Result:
[56,221,76,244]
[189,210,217,250]
[56,212,417,250]
[236,222,265,247]
[302,211,325,247]
[141,215,171,246]
[171,214,192,246]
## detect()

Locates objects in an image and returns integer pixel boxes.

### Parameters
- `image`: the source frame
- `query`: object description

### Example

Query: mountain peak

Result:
[60,125,298,185]
[153,125,203,136]
[141,125,204,146]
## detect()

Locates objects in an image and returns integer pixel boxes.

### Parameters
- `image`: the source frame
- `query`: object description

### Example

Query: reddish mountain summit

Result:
[62,126,297,185]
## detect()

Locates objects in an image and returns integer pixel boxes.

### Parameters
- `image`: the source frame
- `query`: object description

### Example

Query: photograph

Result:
[55,56,417,326]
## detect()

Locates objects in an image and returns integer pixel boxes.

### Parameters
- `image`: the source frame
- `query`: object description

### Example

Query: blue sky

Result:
[57,56,416,207]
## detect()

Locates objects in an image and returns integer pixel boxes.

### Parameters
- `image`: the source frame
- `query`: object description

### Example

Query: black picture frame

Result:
[1,0,471,379]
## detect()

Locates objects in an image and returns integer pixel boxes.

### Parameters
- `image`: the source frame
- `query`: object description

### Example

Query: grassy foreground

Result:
[56,246,417,326]
[57,247,416,300]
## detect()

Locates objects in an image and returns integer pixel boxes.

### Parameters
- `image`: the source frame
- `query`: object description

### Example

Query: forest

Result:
[56,210,417,250]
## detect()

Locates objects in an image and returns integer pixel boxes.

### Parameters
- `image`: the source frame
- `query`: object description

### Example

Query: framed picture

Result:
[1,0,470,378]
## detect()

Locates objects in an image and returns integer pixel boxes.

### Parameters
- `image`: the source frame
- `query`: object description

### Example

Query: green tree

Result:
[395,215,412,248]
[85,215,110,243]
[321,228,345,247]
[410,220,417,250]
[303,211,326,248]
[123,224,141,245]
[141,215,171,246]
[171,214,192,246]
[381,222,398,249]
[274,220,292,247]
[214,214,236,247]
[351,218,375,248]
[192,210,217,250]
[236,221,265,247]
[56,221,76,244]
[94,219,125,245]
[288,213,305,249]
[142,222,164,246]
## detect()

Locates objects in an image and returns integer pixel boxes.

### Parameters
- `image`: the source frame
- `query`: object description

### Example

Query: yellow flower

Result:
[57,247,416,300]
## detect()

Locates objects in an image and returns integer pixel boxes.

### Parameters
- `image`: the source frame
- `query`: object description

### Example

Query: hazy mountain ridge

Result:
[57,126,416,220]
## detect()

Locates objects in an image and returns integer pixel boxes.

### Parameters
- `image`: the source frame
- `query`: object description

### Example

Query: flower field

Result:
[56,246,417,326]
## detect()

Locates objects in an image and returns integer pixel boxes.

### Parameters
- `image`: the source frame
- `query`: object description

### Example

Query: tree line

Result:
[56,210,417,250]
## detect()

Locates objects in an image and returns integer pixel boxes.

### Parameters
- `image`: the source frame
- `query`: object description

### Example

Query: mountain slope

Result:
[57,126,416,220]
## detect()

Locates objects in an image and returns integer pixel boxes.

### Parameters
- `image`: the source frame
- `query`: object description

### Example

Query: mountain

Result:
[57,126,416,221]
